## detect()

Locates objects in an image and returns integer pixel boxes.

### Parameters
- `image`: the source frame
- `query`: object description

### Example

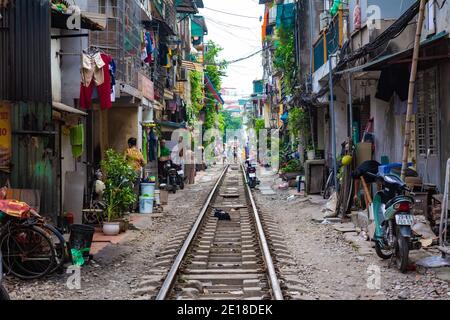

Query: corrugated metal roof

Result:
[0,0,51,103]
[53,102,87,116]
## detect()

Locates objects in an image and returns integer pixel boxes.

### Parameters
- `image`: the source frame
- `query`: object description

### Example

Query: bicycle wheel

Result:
[1,225,56,280]
[323,172,334,199]
[42,224,67,274]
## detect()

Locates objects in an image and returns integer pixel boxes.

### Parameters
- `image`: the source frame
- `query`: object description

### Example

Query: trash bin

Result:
[141,183,155,197]
[140,196,154,214]
[69,224,95,262]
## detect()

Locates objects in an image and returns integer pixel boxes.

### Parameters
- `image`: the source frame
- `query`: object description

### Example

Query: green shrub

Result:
[101,149,138,222]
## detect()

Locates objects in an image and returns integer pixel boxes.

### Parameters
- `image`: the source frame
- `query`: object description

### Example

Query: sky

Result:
[199,0,264,99]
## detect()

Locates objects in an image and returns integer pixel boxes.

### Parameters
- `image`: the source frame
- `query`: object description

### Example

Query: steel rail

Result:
[241,163,284,300]
[156,165,230,300]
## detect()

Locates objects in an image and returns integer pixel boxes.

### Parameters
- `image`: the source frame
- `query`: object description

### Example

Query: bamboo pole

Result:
[361,176,373,205]
[401,0,428,181]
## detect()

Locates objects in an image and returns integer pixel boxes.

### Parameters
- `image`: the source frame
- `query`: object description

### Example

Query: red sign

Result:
[139,73,154,101]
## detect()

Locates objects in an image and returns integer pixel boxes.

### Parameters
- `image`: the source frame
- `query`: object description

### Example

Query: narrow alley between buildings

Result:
[0,0,449,308]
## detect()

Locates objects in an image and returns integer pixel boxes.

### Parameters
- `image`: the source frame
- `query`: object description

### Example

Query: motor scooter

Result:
[368,171,422,273]
[0,250,10,300]
[83,169,106,225]
[245,160,259,189]
[163,161,185,194]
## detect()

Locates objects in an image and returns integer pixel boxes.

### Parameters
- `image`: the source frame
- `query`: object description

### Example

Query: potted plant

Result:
[280,159,303,182]
[101,149,138,236]
[307,144,315,160]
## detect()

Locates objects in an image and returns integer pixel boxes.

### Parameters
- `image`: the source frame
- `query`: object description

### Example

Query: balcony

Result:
[312,9,343,72]
[88,0,150,92]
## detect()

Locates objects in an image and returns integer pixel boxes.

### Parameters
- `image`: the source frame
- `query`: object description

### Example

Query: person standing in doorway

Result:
[125,137,145,212]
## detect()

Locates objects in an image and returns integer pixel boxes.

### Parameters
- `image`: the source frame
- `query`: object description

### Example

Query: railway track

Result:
[155,164,283,300]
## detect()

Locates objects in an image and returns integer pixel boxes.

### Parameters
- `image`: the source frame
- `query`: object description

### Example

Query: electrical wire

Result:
[202,7,262,20]
[301,0,422,105]
[205,18,261,43]
[202,15,258,30]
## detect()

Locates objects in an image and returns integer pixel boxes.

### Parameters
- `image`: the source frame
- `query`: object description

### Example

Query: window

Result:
[416,68,438,156]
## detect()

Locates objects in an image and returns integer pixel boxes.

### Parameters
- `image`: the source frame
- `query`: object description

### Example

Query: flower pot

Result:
[307,150,315,160]
[103,222,120,236]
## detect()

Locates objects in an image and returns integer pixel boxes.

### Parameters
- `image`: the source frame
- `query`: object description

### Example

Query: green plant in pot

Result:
[101,149,138,236]
[307,143,315,160]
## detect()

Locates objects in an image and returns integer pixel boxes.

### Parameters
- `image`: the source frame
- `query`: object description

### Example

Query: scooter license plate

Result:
[249,173,256,178]
[395,214,414,226]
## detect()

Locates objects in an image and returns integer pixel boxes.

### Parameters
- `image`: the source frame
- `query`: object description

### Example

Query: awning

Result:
[53,102,87,116]
[51,9,106,31]
[205,74,224,105]
[147,17,176,36]
[337,31,450,75]
[158,121,187,130]
[176,0,199,14]
[192,16,208,36]
[181,60,203,72]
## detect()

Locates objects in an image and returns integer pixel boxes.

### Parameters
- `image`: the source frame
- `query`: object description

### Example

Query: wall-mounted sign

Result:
[0,102,11,172]
[139,73,155,101]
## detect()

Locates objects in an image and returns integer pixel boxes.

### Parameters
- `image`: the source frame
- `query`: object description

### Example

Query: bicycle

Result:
[0,202,66,280]
[322,168,336,200]
[0,250,9,300]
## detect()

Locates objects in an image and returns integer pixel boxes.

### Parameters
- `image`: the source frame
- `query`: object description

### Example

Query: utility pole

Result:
[347,75,353,138]
[328,55,338,192]
[401,0,428,180]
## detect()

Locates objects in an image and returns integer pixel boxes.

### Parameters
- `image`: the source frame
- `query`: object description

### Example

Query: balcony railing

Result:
[312,9,343,72]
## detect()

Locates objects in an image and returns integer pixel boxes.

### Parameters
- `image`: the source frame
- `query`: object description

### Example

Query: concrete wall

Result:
[297,0,324,81]
[434,0,450,35]
[370,89,405,164]
[51,29,62,102]
[107,107,139,154]
[60,0,90,107]
[439,61,450,190]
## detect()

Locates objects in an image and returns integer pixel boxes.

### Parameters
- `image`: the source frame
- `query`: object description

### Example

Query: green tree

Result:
[204,41,227,134]
[220,110,243,142]
[273,26,295,95]
[188,71,203,126]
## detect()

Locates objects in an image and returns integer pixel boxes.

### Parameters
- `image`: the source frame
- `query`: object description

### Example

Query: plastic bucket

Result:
[154,190,161,205]
[140,197,154,214]
[69,224,95,258]
[141,183,155,197]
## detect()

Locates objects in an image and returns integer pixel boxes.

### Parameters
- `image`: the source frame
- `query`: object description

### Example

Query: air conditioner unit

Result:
[320,11,331,32]
[178,67,188,82]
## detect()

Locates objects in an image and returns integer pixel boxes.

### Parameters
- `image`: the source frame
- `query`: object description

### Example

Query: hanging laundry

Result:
[146,33,153,54]
[375,65,410,102]
[148,128,158,162]
[70,124,84,158]
[80,53,113,110]
[143,129,148,163]
[167,100,177,113]
[159,43,169,66]
[109,59,116,103]
[81,52,105,87]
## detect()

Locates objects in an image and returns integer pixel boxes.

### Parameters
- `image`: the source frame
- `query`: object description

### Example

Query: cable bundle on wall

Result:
[301,0,422,105]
